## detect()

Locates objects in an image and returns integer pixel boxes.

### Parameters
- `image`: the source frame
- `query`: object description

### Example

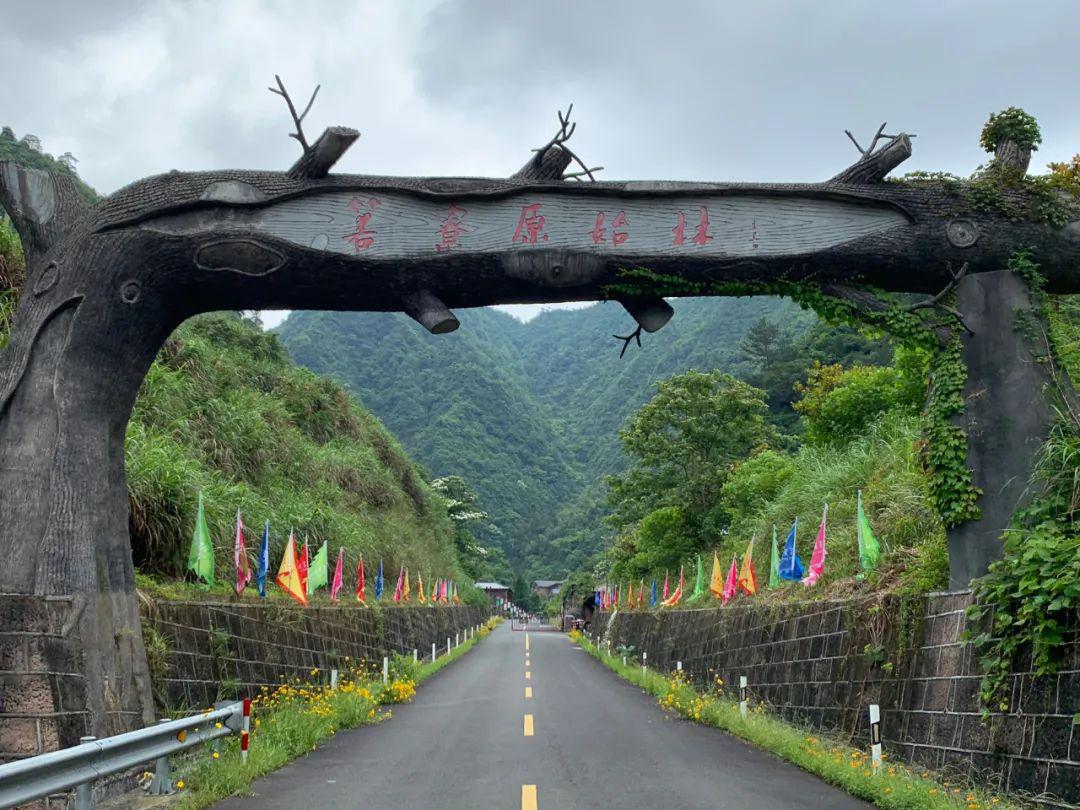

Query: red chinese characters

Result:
[512,203,548,244]
[589,211,629,247]
[343,196,381,252]
[672,206,714,247]
[436,205,469,253]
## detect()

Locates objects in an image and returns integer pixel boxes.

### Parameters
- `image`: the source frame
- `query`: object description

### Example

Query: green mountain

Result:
[276,297,830,577]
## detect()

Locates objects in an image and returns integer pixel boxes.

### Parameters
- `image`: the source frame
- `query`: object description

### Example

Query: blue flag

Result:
[650,578,658,607]
[256,520,270,597]
[375,559,384,600]
[779,517,804,581]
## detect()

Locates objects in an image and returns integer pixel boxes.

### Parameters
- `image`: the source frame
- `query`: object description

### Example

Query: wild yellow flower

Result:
[176,780,185,789]
[212,751,220,759]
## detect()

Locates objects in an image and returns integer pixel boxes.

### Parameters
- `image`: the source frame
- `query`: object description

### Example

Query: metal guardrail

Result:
[0,702,244,809]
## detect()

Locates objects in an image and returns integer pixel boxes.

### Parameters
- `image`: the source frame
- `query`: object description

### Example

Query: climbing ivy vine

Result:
[966,251,1080,714]
[604,268,980,527]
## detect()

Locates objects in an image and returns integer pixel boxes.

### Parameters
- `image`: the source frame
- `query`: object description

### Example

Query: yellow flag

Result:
[709,552,725,599]
[275,534,308,606]
[403,568,411,602]
[738,540,758,595]
[417,571,426,604]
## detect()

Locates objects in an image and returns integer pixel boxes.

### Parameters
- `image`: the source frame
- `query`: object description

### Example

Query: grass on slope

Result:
[127,311,464,585]
[173,618,501,809]
[573,631,1018,810]
[697,411,949,599]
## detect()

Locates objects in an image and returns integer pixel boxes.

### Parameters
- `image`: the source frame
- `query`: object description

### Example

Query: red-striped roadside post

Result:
[240,698,252,764]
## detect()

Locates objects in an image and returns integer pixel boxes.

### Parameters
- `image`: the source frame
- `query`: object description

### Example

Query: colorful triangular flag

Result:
[779,518,804,581]
[768,524,781,589]
[187,492,215,586]
[234,509,251,596]
[256,520,270,598]
[802,504,828,587]
[857,490,881,573]
[738,540,758,596]
[330,547,345,601]
[709,552,724,599]
[275,532,308,606]
[722,554,738,604]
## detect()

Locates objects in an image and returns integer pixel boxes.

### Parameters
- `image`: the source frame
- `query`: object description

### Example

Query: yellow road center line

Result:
[523,714,534,736]
[522,784,537,810]
[525,671,531,680]
[525,686,532,698]
[525,633,530,651]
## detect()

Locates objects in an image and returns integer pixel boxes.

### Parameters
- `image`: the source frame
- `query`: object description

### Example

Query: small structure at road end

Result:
[476,581,511,605]
[531,580,564,599]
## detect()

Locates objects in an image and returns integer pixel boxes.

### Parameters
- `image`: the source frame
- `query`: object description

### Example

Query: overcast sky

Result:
[3,0,1078,324]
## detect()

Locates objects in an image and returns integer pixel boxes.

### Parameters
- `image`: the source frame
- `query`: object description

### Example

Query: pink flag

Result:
[802,504,828,587]
[330,547,345,601]
[722,554,739,604]
[234,510,252,595]
[662,572,670,601]
[392,565,404,602]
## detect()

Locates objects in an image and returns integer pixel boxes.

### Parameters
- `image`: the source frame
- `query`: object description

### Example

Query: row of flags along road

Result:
[597,490,882,609]
[186,491,462,607]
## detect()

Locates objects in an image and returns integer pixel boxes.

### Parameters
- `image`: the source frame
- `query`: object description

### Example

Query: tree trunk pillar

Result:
[947,269,1054,587]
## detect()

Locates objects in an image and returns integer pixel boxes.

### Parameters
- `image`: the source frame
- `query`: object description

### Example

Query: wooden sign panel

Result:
[148,190,910,260]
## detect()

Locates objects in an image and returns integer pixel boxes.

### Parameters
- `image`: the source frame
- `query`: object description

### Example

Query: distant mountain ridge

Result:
[276,297,812,575]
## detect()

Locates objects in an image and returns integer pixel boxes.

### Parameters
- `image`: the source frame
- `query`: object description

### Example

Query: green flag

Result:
[857,490,882,572]
[308,542,330,593]
[768,524,780,589]
[690,554,705,599]
[187,492,215,585]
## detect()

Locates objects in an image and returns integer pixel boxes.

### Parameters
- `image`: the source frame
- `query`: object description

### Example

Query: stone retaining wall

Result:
[591,592,1079,808]
[0,595,489,765]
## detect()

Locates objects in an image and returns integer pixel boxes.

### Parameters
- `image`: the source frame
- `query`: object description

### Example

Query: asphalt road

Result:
[214,622,871,810]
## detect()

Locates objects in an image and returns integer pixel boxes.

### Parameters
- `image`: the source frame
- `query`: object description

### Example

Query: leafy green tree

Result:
[607,370,775,564]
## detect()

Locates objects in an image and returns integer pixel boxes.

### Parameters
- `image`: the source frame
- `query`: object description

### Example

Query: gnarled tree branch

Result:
[269,74,321,153]
[514,104,602,182]
[613,325,643,358]
[831,122,915,184]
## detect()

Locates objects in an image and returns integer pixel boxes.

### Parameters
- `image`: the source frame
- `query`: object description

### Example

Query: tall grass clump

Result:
[717,411,948,595]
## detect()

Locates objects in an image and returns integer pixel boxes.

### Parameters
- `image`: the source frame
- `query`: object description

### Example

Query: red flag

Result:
[662,572,670,601]
[722,554,739,604]
[234,509,252,595]
[661,566,684,607]
[355,555,366,604]
[392,565,404,602]
[637,581,645,608]
[330,547,345,601]
[298,537,309,599]
[802,504,828,587]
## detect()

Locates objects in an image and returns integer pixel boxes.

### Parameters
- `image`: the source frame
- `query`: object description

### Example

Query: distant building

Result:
[531,579,563,599]
[475,581,510,604]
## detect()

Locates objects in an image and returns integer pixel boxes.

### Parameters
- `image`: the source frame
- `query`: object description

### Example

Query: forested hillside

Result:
[0,129,479,599]
[277,298,888,578]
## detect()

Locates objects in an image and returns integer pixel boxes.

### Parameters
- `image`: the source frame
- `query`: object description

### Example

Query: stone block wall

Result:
[0,595,89,761]
[143,601,490,711]
[0,596,488,766]
[591,592,1079,808]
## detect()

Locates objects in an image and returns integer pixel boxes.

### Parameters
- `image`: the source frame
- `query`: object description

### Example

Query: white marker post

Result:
[676,661,682,672]
[330,669,339,689]
[642,651,647,674]
[869,704,882,772]
[413,649,418,663]
[431,642,436,663]
[382,656,389,685]
[447,637,451,656]
[456,632,460,647]
[739,675,748,718]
